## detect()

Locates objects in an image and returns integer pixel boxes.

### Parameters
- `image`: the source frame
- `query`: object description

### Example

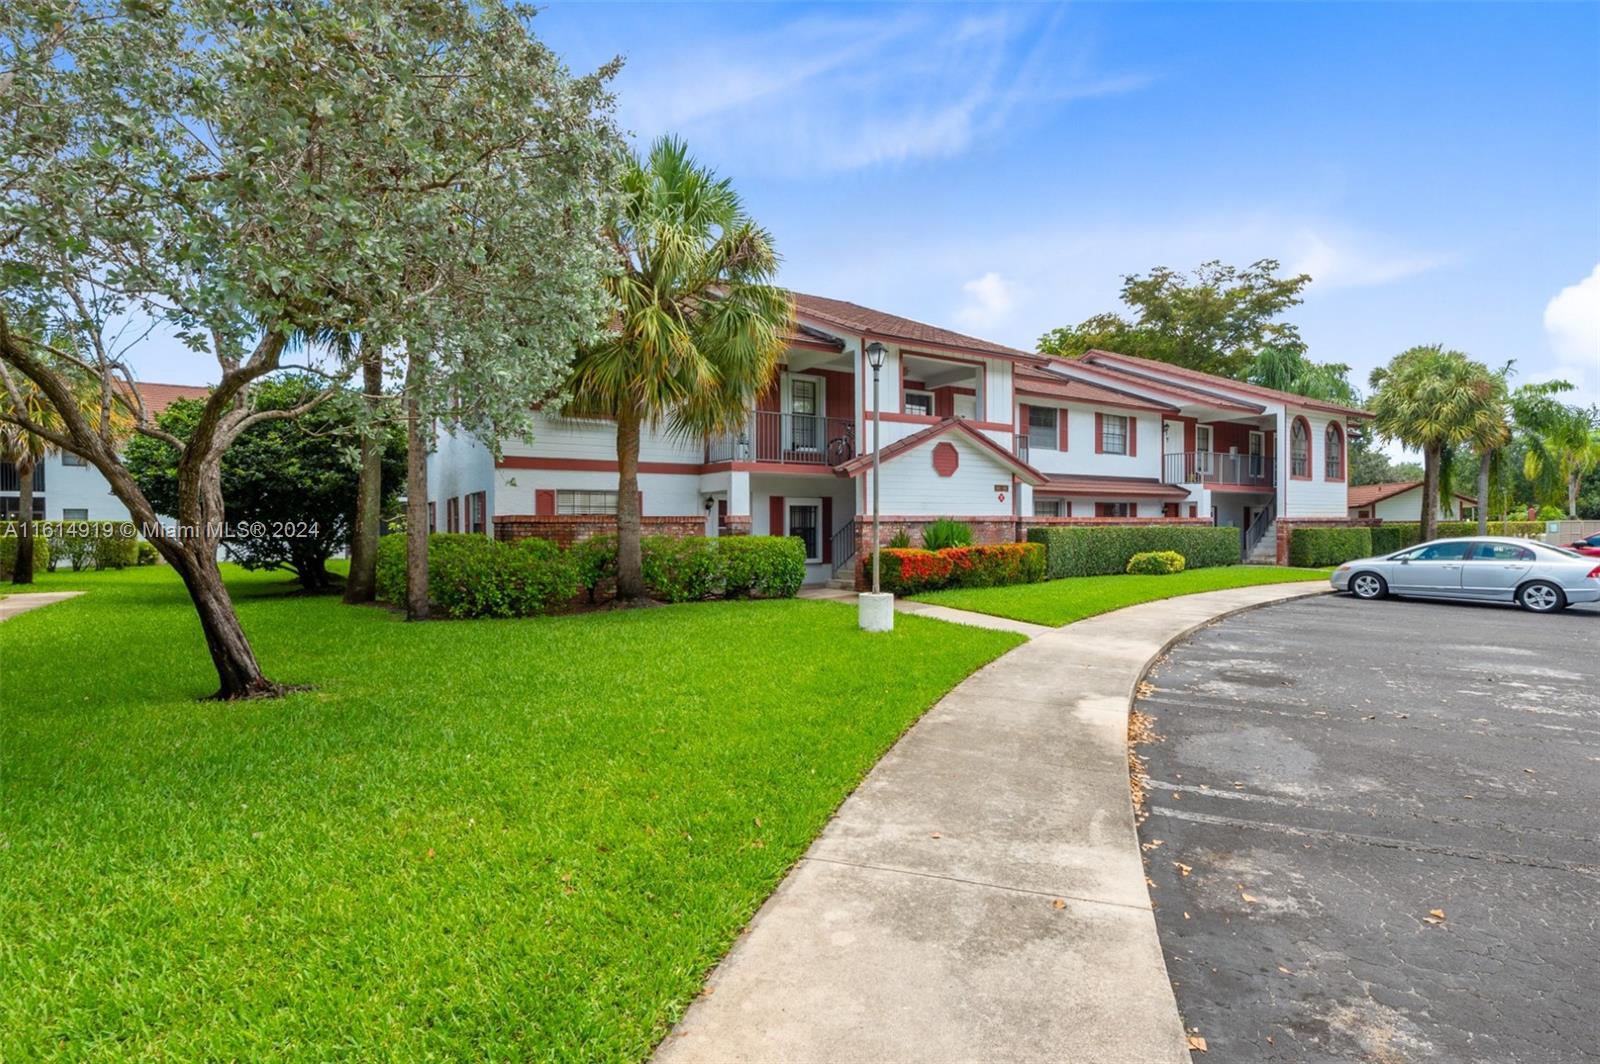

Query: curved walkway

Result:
[656,581,1328,1064]
[0,591,82,622]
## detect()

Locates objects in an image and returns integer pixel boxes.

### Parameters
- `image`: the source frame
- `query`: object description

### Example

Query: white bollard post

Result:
[858,590,894,632]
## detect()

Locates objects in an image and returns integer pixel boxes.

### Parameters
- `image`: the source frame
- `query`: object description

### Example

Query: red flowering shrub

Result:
[871,542,1045,593]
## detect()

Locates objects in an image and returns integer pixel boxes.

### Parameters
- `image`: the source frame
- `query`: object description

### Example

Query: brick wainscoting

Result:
[494,514,705,547]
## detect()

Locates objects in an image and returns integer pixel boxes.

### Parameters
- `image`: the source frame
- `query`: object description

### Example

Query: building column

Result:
[723,470,752,535]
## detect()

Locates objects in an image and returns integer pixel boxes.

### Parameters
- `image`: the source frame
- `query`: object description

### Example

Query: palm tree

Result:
[567,137,792,600]
[1519,399,1600,518]
[0,370,114,583]
[1465,365,1512,534]
[1368,345,1506,542]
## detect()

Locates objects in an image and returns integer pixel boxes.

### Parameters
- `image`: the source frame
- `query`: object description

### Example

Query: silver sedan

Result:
[1331,536,1600,613]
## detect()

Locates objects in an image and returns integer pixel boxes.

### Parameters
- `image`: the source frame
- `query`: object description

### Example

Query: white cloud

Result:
[1286,230,1453,289]
[1544,264,1600,363]
[610,9,1150,174]
[953,272,1021,330]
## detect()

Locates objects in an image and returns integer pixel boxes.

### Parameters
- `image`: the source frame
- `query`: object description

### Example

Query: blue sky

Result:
[138,2,1599,407]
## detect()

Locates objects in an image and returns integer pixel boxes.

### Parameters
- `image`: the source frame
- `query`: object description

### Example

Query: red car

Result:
[1567,532,1600,557]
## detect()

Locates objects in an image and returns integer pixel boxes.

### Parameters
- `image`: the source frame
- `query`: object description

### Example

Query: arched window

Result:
[1324,422,1344,481]
[1289,417,1311,479]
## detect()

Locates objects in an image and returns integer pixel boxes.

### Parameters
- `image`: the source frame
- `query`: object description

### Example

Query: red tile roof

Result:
[1034,474,1190,499]
[792,292,1040,361]
[834,417,1046,485]
[1079,349,1371,419]
[1347,481,1476,508]
[114,381,211,417]
[1045,357,1265,414]
[1014,365,1177,412]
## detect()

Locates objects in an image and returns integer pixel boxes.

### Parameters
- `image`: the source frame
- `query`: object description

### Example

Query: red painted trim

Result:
[1289,415,1313,480]
[786,338,846,353]
[835,416,1047,484]
[931,441,960,477]
[877,412,1012,431]
[1095,412,1104,454]
[1128,415,1138,457]
[497,456,704,475]
[1059,410,1069,451]
[857,331,1041,364]
[1324,421,1346,482]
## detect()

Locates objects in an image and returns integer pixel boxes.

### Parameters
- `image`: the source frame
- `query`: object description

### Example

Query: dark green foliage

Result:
[641,536,723,603]
[885,528,912,549]
[376,533,577,619]
[1368,520,1546,555]
[136,540,160,566]
[1288,527,1372,567]
[920,518,974,551]
[1126,550,1186,575]
[0,524,50,578]
[124,377,406,589]
[1027,525,1240,578]
[570,534,618,603]
[718,536,807,599]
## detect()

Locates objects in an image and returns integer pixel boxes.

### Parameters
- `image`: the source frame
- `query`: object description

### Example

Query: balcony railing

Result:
[1163,450,1275,489]
[707,411,856,466]
[0,461,46,493]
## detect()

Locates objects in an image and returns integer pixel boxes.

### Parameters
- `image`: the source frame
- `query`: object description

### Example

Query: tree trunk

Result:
[12,454,35,584]
[1420,445,1440,543]
[1569,472,1580,520]
[404,352,430,621]
[615,403,644,600]
[1477,451,1491,535]
[343,345,385,604]
[165,541,281,699]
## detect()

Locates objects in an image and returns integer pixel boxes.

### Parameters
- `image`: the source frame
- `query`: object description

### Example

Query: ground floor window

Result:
[62,507,88,521]
[467,491,487,534]
[557,489,618,515]
[0,496,45,520]
[447,496,460,533]
[1095,501,1134,517]
[787,501,820,562]
[1033,497,1063,517]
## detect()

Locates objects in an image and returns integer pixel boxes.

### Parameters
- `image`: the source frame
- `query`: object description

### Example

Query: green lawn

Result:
[912,565,1331,627]
[0,566,1020,1060]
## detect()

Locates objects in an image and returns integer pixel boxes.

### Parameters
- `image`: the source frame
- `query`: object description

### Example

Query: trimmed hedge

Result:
[376,532,806,614]
[1027,525,1239,579]
[1126,550,1185,575]
[1288,527,1372,567]
[1368,520,1545,555]
[873,543,1046,595]
[0,523,51,578]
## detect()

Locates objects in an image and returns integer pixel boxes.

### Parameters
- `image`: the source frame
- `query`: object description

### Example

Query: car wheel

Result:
[1350,572,1387,600]
[1517,581,1566,613]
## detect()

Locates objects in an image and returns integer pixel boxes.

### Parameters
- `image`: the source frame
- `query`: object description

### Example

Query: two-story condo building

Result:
[429,292,1370,586]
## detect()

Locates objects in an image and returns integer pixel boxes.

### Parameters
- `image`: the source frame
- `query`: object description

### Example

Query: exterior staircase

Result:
[1244,520,1279,564]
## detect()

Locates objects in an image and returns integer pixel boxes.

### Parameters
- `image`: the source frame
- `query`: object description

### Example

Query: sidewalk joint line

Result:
[801,854,1152,912]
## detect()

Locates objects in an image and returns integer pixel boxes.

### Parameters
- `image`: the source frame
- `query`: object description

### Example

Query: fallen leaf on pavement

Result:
[1052,898,1067,910]
[1187,1034,1208,1052]
[1429,908,1445,919]
[1174,862,1192,877]
[929,832,941,839]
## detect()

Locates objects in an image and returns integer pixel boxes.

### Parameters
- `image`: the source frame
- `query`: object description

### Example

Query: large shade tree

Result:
[567,137,792,601]
[1368,345,1506,541]
[0,0,620,694]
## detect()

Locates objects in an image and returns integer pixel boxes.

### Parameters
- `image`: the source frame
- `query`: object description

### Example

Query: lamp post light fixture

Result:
[859,341,893,632]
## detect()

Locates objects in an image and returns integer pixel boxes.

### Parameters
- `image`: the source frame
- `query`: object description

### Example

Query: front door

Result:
[1391,540,1470,593]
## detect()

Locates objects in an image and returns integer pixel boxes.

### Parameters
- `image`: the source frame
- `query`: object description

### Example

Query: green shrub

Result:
[43,523,92,571]
[1027,525,1239,579]
[1126,550,1186,575]
[0,523,51,578]
[874,543,1046,594]
[719,536,806,598]
[642,535,722,603]
[375,532,407,604]
[1288,527,1372,567]
[425,534,578,619]
[1536,504,1565,520]
[920,518,974,551]
[569,534,617,603]
[885,528,912,549]
[90,523,139,570]
[1368,520,1544,556]
[136,540,160,566]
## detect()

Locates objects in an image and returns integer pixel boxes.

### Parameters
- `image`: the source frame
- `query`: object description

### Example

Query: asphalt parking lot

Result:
[1136,592,1600,1063]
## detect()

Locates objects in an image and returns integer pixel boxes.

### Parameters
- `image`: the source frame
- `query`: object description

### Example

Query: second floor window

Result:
[1291,419,1310,477]
[903,390,933,416]
[1100,415,1128,455]
[62,452,87,467]
[1027,406,1058,451]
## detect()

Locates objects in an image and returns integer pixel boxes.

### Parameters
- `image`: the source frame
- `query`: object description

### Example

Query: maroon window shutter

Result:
[1059,410,1069,451]
[1065,500,1072,517]
[1095,412,1104,454]
[535,489,555,516]
[1128,416,1138,457]
[769,495,785,537]
[1094,502,1108,517]
[821,497,833,563]
[1018,404,1029,440]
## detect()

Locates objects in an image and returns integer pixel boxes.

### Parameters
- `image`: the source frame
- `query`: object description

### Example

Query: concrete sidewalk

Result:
[0,591,83,623]
[797,586,1053,639]
[656,581,1329,1064]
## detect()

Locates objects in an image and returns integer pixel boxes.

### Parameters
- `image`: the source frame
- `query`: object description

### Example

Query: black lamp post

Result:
[865,342,887,595]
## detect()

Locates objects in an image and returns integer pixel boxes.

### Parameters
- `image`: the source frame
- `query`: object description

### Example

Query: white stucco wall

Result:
[872,432,1016,516]
[1016,401,1163,478]
[33,455,129,521]
[1362,489,1461,522]
[1280,407,1351,518]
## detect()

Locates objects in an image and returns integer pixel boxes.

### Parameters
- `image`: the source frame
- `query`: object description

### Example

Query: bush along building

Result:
[427,292,1370,587]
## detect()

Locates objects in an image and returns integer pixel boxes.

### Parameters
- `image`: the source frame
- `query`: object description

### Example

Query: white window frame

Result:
[62,507,89,521]
[1027,405,1059,451]
[903,389,934,417]
[1195,425,1214,474]
[556,489,618,515]
[785,496,823,563]
[1100,414,1129,455]
[61,452,87,467]
[1033,497,1063,517]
